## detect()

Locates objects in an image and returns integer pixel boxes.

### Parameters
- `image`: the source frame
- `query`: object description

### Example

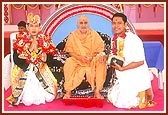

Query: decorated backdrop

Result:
[4,3,164,25]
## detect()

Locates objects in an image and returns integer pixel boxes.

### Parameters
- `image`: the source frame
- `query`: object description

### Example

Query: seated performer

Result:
[63,15,107,99]
[6,12,58,106]
[107,13,156,109]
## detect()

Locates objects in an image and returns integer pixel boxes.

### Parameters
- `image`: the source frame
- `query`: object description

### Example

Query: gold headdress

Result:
[27,12,40,24]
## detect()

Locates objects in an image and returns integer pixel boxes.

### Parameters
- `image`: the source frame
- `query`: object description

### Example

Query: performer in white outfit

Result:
[107,13,156,109]
[6,12,58,106]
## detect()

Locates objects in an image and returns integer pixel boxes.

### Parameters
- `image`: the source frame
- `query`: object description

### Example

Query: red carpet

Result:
[3,74,165,113]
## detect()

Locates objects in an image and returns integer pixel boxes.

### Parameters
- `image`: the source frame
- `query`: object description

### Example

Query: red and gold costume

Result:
[6,12,58,106]
[13,32,56,65]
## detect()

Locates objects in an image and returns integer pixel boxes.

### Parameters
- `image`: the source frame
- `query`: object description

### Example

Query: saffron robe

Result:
[63,29,107,91]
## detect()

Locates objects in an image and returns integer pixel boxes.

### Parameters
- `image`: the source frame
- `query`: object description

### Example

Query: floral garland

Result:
[111,33,126,57]
[13,32,57,65]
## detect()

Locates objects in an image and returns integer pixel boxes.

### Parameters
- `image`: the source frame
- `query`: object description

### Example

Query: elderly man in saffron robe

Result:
[63,15,107,99]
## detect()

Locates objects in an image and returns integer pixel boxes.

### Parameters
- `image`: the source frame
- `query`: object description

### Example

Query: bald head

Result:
[77,15,89,24]
[77,15,90,34]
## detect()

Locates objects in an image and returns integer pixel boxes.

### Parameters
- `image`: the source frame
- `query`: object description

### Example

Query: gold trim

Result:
[12,4,24,10]
[158,4,164,8]
[143,4,152,8]
[27,4,38,9]
[126,4,137,8]
[42,4,54,10]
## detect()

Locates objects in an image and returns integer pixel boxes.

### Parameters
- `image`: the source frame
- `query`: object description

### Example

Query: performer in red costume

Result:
[6,12,58,106]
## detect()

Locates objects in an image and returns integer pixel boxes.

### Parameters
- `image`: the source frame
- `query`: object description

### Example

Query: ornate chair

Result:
[48,31,112,98]
[42,4,136,98]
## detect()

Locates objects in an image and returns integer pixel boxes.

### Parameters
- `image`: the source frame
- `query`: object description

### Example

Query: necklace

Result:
[111,33,126,57]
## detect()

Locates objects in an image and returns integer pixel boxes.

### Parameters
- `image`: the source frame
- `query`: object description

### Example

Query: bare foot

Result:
[94,91,104,99]
[146,100,157,108]
[8,104,16,107]
[145,88,154,101]
[63,91,71,99]
[138,91,146,109]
